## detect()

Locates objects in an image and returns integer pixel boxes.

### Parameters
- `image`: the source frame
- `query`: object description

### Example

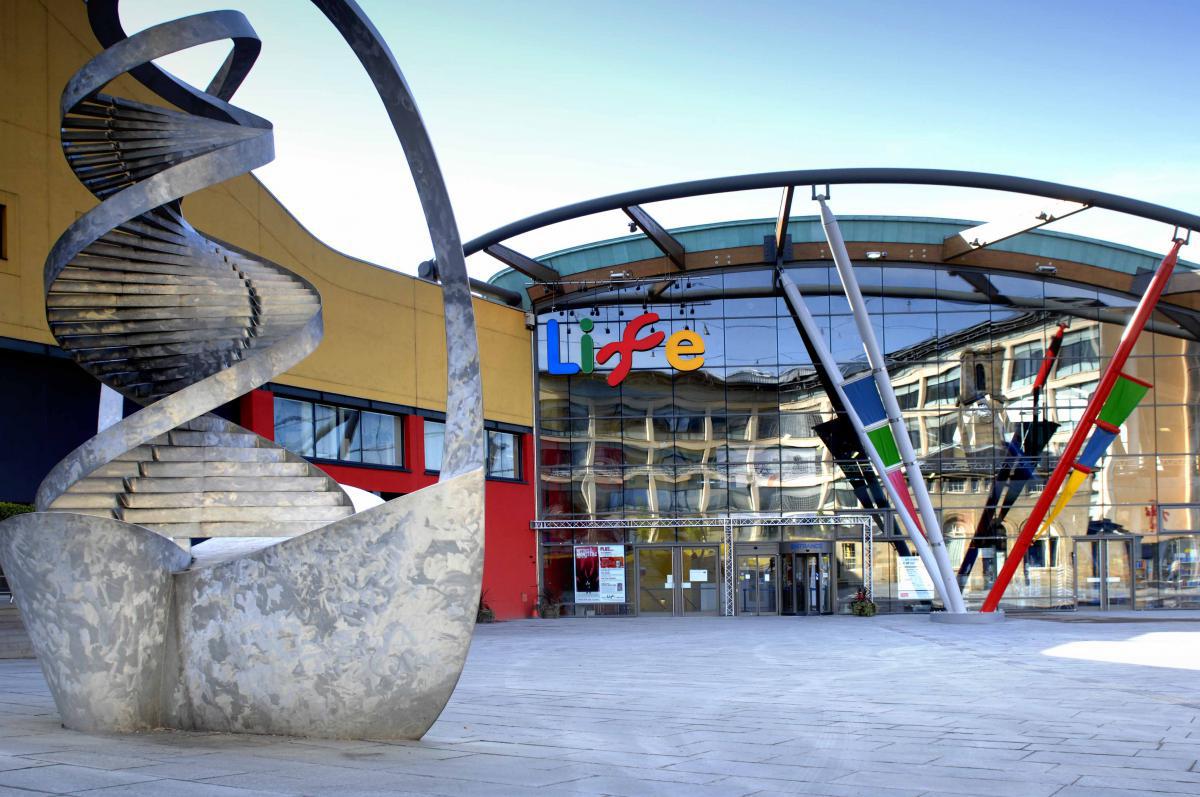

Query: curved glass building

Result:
[494,215,1200,617]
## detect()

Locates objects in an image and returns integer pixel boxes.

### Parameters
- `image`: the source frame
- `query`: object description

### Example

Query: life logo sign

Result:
[546,312,705,387]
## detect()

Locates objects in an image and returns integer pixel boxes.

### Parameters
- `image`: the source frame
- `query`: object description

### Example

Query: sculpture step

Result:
[92,461,141,478]
[125,476,333,493]
[136,519,338,538]
[120,491,346,509]
[168,430,260,448]
[137,461,310,478]
[49,493,119,510]
[152,446,286,463]
[119,505,353,524]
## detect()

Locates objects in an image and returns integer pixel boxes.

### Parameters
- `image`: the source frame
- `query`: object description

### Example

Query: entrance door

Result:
[637,548,675,615]
[786,553,832,615]
[737,555,778,615]
[679,547,720,616]
[1074,537,1136,610]
[638,546,720,616]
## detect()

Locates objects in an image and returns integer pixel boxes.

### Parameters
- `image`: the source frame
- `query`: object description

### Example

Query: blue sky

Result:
[120,1,1200,279]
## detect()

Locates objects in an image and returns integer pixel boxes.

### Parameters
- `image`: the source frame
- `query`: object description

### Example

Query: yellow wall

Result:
[0,0,533,426]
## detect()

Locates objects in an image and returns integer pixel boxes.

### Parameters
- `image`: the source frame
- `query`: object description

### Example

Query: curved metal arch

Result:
[463,168,1200,258]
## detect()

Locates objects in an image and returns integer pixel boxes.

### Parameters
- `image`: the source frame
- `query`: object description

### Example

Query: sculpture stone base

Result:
[0,469,483,739]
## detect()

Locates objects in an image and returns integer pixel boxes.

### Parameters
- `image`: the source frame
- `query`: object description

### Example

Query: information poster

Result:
[897,556,935,600]
[574,544,626,603]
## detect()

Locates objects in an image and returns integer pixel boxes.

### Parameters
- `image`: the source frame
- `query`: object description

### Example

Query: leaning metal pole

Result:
[982,238,1186,612]
[778,271,949,602]
[815,197,966,613]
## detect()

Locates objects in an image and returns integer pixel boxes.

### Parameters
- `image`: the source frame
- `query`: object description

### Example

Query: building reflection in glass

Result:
[536,263,1200,612]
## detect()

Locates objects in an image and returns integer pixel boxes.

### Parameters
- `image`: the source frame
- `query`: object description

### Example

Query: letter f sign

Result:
[596,312,664,386]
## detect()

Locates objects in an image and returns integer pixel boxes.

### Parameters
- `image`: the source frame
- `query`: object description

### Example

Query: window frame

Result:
[273,395,407,470]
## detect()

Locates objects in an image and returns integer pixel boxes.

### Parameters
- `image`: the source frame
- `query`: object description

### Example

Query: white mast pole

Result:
[815,196,967,613]
[778,270,949,602]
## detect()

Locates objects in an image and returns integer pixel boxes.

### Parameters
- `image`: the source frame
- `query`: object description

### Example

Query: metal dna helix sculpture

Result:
[0,0,486,739]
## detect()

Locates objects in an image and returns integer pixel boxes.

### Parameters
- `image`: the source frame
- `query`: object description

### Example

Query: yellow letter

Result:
[666,329,705,372]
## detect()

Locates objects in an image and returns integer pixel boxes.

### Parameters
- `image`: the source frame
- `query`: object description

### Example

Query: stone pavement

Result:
[0,613,1198,796]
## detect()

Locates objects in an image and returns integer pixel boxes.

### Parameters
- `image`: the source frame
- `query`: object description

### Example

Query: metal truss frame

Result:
[531,513,874,616]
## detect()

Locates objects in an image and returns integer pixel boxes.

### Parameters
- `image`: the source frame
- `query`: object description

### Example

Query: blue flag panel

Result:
[1078,426,1119,471]
[843,374,888,427]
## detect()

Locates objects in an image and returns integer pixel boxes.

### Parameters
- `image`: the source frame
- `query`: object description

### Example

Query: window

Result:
[1011,341,1042,387]
[1025,536,1060,567]
[925,412,959,451]
[895,381,919,410]
[273,396,403,466]
[424,420,445,472]
[1057,328,1100,377]
[1053,380,1099,433]
[924,367,960,406]
[487,430,520,480]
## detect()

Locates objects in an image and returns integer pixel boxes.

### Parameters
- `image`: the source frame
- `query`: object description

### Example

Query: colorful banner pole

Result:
[981,238,1185,612]
[779,271,949,601]
[816,197,966,612]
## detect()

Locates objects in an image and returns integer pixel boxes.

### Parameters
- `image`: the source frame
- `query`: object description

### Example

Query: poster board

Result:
[897,555,935,600]
[574,544,626,603]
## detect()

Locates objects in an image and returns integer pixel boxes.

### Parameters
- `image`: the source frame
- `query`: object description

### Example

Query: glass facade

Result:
[534,263,1200,614]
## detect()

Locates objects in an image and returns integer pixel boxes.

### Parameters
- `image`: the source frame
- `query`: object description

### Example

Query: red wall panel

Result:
[242,388,537,620]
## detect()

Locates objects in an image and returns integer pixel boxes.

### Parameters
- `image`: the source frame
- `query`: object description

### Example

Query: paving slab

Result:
[0,614,1196,795]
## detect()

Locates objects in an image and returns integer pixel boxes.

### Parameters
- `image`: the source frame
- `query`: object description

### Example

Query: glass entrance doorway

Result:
[781,552,832,615]
[636,546,720,616]
[1074,536,1137,609]
[737,555,777,615]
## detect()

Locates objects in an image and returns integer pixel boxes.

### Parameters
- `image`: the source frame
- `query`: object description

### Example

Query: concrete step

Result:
[138,461,310,478]
[49,493,119,510]
[45,506,116,520]
[153,446,284,463]
[92,461,140,478]
[113,446,154,462]
[120,491,345,509]
[126,476,332,493]
[177,415,233,433]
[168,430,259,448]
[66,477,126,493]
[120,505,352,524]
[140,519,337,538]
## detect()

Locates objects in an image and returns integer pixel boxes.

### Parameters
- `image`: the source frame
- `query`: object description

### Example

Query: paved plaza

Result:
[0,614,1198,796]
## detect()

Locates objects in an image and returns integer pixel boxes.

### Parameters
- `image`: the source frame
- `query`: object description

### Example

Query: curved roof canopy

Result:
[429,169,1198,335]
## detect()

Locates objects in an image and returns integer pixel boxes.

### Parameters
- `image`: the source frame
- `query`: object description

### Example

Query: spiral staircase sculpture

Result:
[0,0,486,739]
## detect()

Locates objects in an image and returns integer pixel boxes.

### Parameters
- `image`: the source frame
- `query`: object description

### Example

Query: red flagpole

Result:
[981,239,1185,612]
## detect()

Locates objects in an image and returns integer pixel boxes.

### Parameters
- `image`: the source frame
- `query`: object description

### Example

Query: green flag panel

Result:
[867,424,902,469]
[1098,375,1150,427]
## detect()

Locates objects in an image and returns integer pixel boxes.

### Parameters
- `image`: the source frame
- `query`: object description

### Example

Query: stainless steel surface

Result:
[0,0,486,740]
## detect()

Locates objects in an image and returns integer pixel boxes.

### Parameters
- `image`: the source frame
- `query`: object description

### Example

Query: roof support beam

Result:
[483,243,560,283]
[1132,267,1200,296]
[774,186,794,265]
[622,205,686,271]
[943,199,1089,260]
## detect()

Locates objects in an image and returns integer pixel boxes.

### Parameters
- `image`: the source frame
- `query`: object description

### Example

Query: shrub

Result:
[0,503,34,522]
[850,587,877,617]
[476,591,495,624]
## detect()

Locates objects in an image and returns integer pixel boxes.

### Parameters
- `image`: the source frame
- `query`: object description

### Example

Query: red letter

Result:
[596,313,665,387]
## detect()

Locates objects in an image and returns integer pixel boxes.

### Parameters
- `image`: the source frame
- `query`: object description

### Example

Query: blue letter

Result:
[546,319,580,375]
